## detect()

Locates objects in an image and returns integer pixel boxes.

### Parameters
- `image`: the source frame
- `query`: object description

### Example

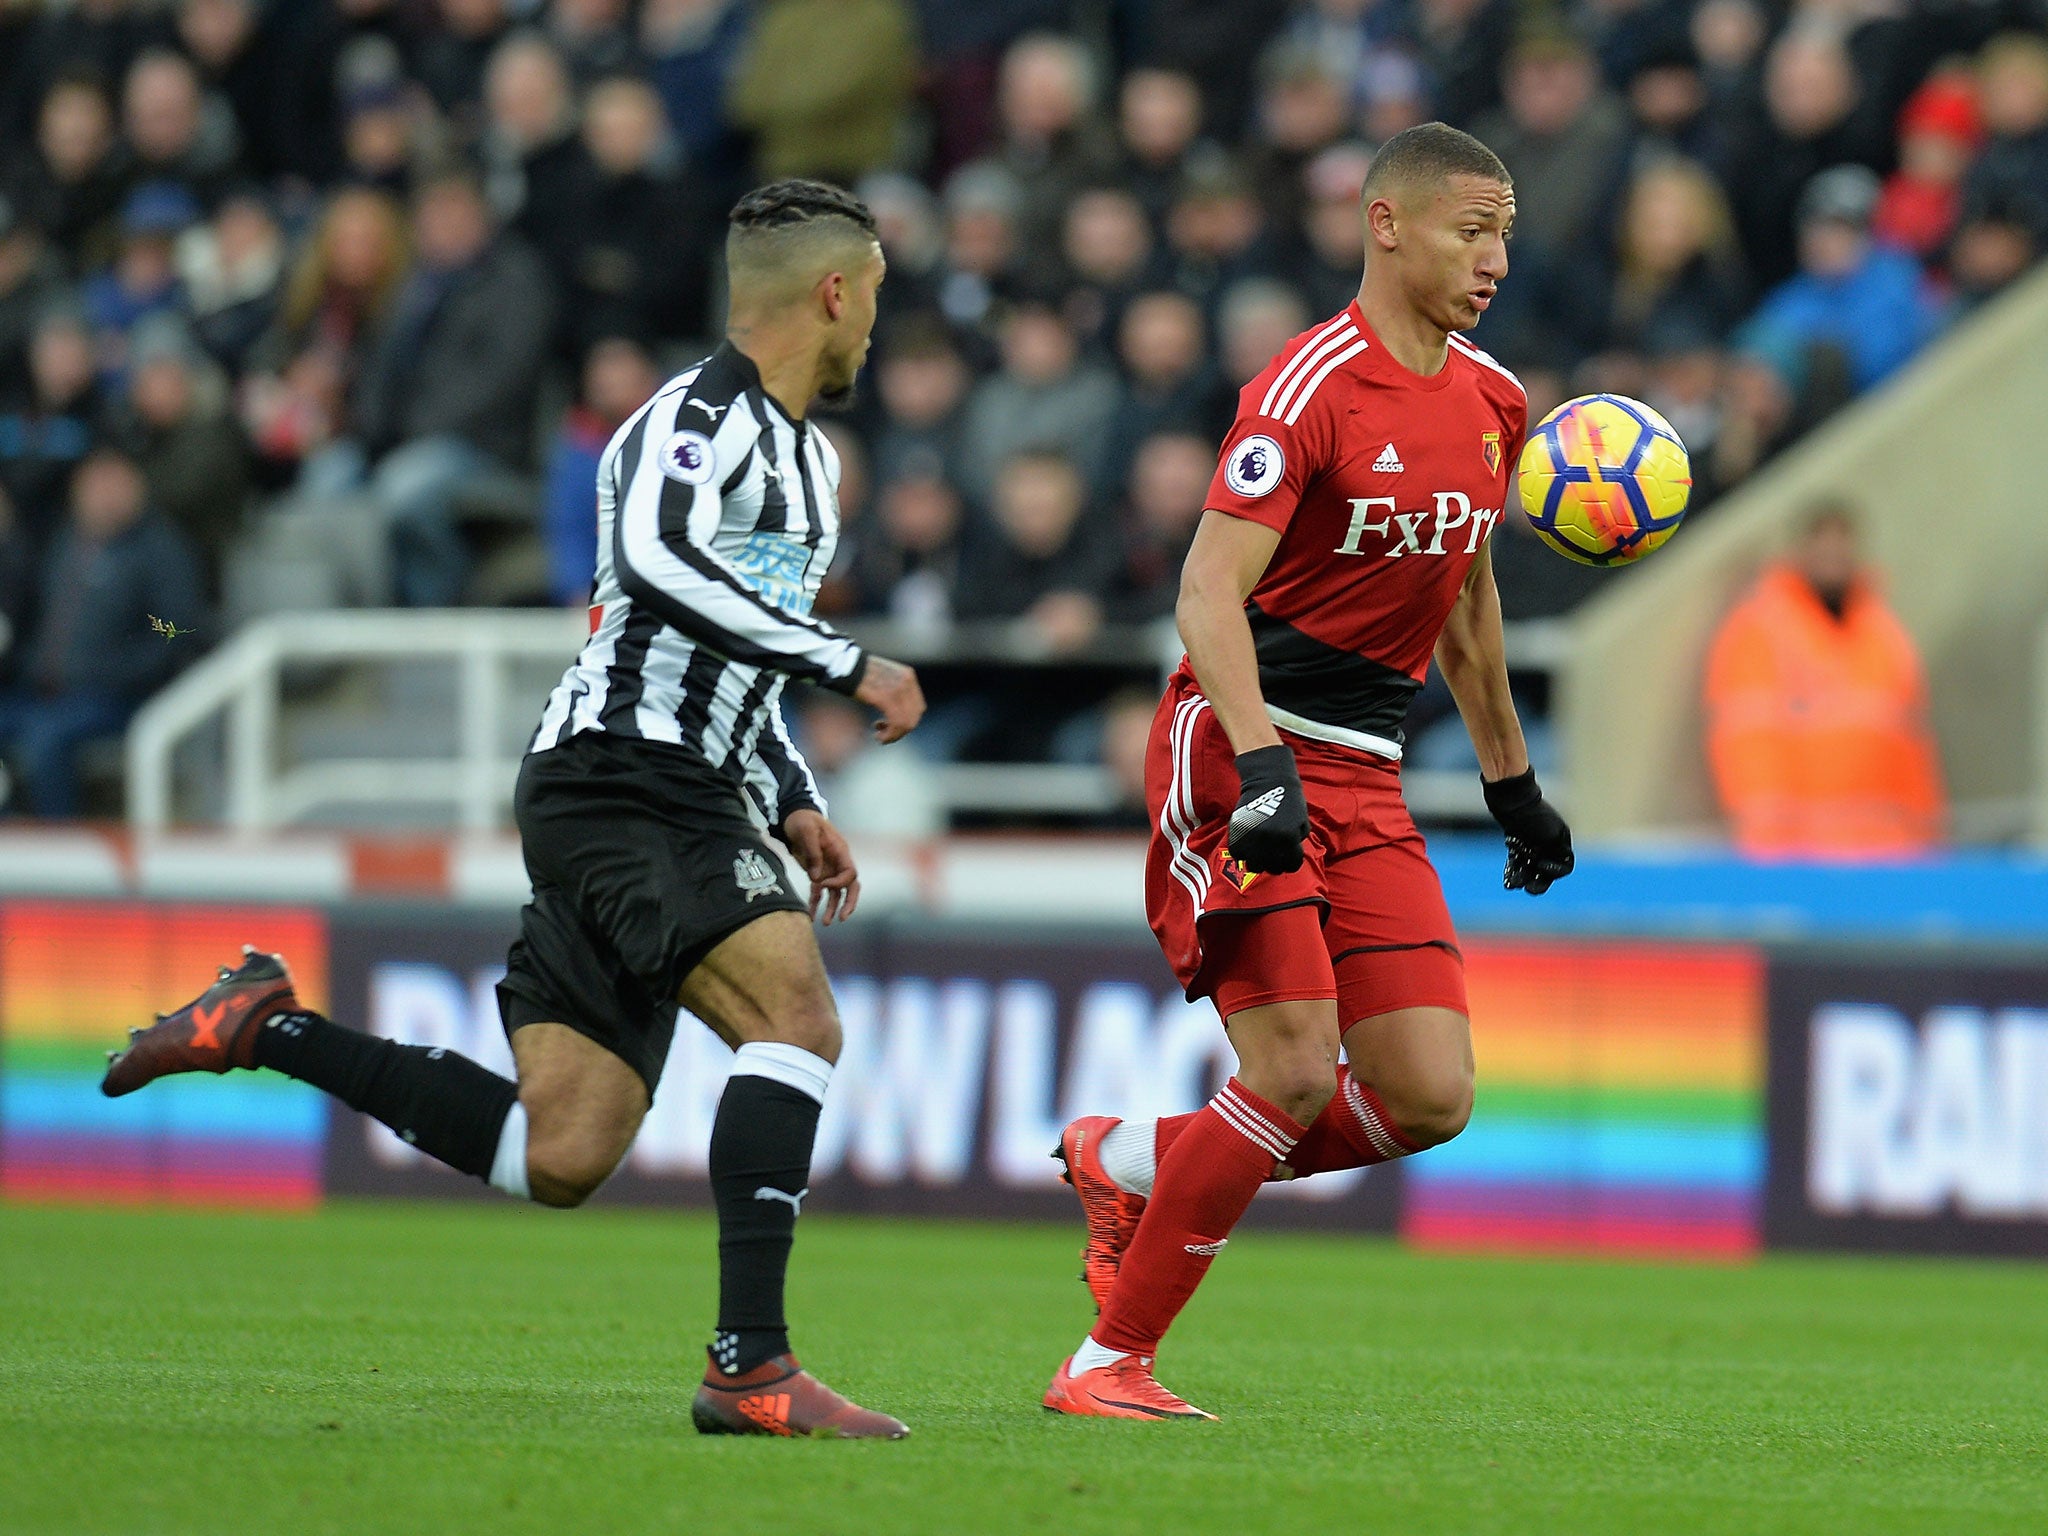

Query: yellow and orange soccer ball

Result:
[1515,394,1693,566]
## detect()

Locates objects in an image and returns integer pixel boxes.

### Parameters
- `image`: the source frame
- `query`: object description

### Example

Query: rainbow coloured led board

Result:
[0,903,329,1208]
[1403,941,1766,1258]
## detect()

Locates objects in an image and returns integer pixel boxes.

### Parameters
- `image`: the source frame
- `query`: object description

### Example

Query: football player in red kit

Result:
[1043,123,1575,1420]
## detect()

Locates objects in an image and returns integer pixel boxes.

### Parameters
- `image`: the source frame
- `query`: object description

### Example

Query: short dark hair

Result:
[1361,122,1510,200]
[726,178,879,298]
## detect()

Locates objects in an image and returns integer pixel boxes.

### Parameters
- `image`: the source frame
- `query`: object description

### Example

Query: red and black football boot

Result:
[690,1350,909,1439]
[100,947,299,1098]
[1053,1115,1146,1311]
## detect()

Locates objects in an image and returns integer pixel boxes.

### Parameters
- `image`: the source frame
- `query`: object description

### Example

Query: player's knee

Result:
[525,1135,620,1208]
[758,996,841,1065]
[1391,1066,1473,1148]
[1244,1057,1336,1128]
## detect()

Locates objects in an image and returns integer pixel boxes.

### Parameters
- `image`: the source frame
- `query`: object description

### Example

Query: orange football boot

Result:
[1042,1354,1216,1421]
[691,1350,909,1439]
[1053,1115,1147,1310]
[101,947,299,1097]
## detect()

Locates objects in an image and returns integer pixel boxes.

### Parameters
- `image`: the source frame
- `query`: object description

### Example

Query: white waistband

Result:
[1264,704,1404,761]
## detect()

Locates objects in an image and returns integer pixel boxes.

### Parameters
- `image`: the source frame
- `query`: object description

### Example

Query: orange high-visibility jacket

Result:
[1703,564,1946,857]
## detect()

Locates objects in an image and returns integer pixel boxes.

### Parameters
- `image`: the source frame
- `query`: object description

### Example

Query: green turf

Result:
[3,1202,2045,1536]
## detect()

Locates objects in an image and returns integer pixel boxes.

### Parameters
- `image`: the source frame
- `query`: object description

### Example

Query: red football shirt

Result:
[1199,300,1528,756]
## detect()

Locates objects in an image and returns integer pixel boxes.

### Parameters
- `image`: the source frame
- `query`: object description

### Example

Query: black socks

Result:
[707,1073,822,1375]
[256,1011,518,1181]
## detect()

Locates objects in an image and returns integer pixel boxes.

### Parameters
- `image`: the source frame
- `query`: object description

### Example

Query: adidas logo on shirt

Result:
[1372,442,1404,473]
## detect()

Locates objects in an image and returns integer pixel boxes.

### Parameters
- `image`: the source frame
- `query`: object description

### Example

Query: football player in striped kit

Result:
[106,181,926,1439]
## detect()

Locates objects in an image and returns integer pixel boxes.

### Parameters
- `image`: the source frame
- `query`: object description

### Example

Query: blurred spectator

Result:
[8,1,172,144]
[1163,151,1279,317]
[546,0,639,90]
[81,181,195,387]
[870,315,969,485]
[413,0,513,134]
[1114,68,1204,223]
[175,0,282,179]
[1704,501,1945,858]
[344,172,555,606]
[728,0,918,183]
[791,685,943,837]
[1623,36,1731,176]
[482,32,583,242]
[1143,0,1295,142]
[121,48,243,206]
[0,446,204,817]
[851,450,965,630]
[1216,276,1308,388]
[0,310,106,543]
[241,186,409,488]
[639,0,750,181]
[1286,141,1373,318]
[1600,157,1748,356]
[858,171,945,323]
[1105,290,1225,481]
[541,336,659,607]
[176,188,283,371]
[1727,27,1891,289]
[1091,686,1158,830]
[0,199,66,405]
[111,316,250,587]
[1737,166,1938,400]
[7,72,128,272]
[0,483,35,685]
[1944,194,2042,320]
[1874,70,1985,262]
[991,32,1121,249]
[1410,0,1516,128]
[1107,428,1211,623]
[1960,32,2048,244]
[1250,41,1353,234]
[935,161,1024,330]
[955,448,1117,654]
[956,296,1120,504]
[1058,184,1159,348]
[1472,35,1631,269]
[542,74,715,359]
[337,79,420,195]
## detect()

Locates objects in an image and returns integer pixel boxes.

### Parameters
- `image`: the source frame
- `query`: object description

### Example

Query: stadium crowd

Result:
[0,0,2044,818]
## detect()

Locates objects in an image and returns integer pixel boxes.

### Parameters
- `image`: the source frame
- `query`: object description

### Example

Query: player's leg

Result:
[508,1021,650,1207]
[103,947,533,1197]
[1048,907,1335,1420]
[674,908,906,1438]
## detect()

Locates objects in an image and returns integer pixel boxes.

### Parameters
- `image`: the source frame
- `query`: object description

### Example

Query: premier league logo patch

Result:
[657,429,717,485]
[1482,430,1503,476]
[1223,434,1285,497]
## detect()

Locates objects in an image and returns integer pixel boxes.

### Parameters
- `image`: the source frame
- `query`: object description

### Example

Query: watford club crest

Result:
[1220,853,1262,894]
[1482,430,1503,476]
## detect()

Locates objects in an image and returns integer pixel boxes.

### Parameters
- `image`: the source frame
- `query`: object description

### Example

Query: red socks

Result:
[1153,1066,1420,1177]
[1094,1079,1304,1358]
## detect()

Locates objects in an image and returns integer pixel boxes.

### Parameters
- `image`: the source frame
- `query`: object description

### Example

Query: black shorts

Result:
[496,729,807,1095]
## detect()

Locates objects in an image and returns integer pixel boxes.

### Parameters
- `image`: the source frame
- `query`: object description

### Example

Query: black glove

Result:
[1483,766,1574,895]
[1228,745,1309,874]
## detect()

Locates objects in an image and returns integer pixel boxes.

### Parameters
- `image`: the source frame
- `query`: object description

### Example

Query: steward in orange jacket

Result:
[1703,505,1945,857]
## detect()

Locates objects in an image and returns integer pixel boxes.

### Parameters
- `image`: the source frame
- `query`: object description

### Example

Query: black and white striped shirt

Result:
[530,343,867,827]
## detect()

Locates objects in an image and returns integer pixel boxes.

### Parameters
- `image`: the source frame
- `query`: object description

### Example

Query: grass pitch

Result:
[3,1202,2045,1535]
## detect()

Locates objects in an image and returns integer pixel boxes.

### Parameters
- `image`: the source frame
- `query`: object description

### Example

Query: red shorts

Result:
[1144,669,1468,1024]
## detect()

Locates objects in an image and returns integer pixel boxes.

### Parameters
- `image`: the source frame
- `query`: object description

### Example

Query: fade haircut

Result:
[727,178,880,304]
[1361,122,1510,202]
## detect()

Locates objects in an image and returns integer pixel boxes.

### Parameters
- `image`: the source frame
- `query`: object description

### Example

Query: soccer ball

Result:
[1515,394,1693,566]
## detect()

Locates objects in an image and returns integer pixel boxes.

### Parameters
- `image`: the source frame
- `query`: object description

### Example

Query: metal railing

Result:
[125,610,1568,832]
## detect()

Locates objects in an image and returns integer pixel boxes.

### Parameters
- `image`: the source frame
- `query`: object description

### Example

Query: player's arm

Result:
[1435,542,1575,894]
[1176,510,1308,874]
[612,423,923,740]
